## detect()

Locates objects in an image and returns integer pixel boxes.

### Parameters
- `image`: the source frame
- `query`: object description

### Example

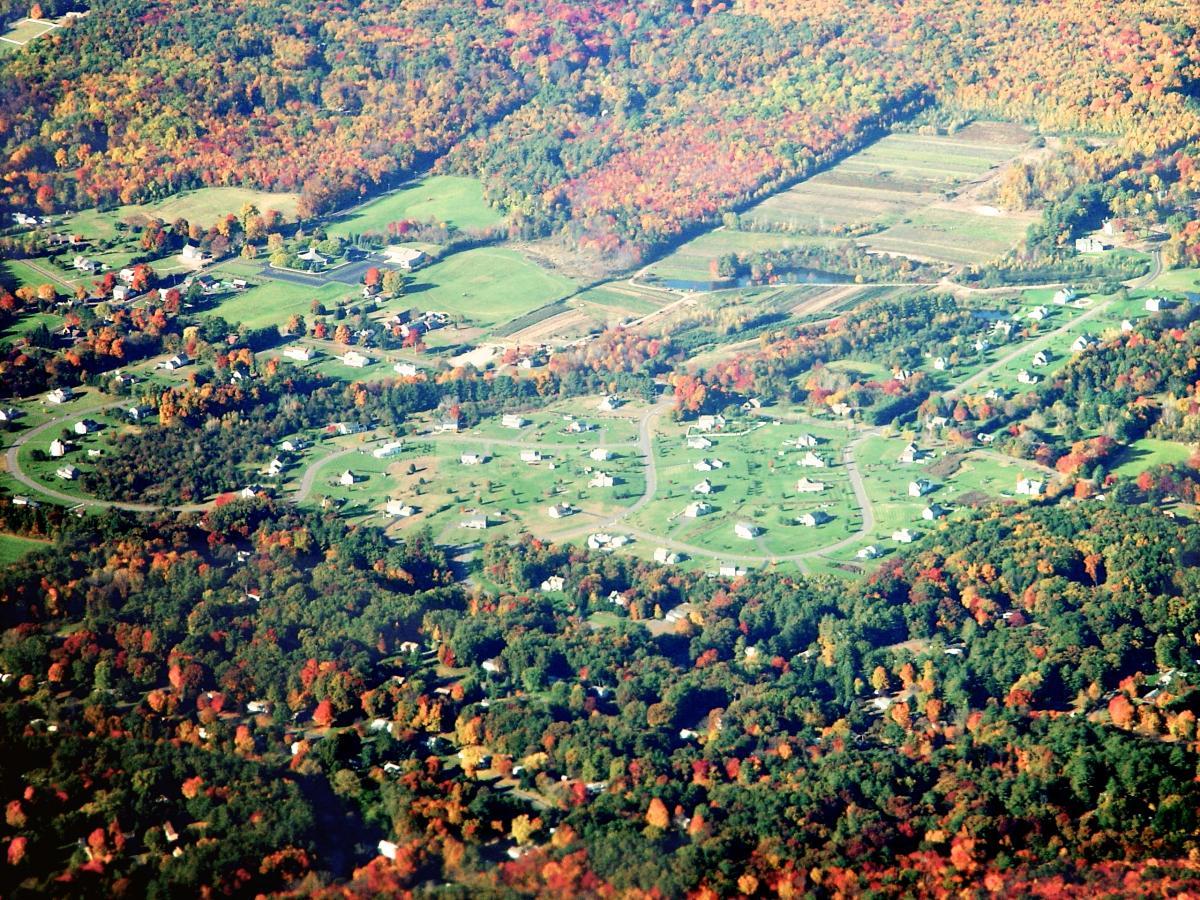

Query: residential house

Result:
[799,510,831,527]
[653,548,681,565]
[547,502,574,519]
[800,451,827,468]
[179,244,211,266]
[501,414,527,429]
[283,346,315,362]
[520,450,542,463]
[718,564,746,578]
[897,443,925,464]
[279,439,306,453]
[683,501,711,518]
[734,522,759,540]
[1075,236,1112,253]
[460,516,490,530]
[339,470,357,486]
[597,395,622,412]
[696,414,725,432]
[540,576,566,592]
[46,387,73,405]
[0,407,19,422]
[589,447,611,462]
[1120,319,1135,333]
[1071,334,1096,352]
[1032,350,1049,367]
[372,440,404,459]
[393,362,418,376]
[857,545,881,560]
[589,472,615,488]
[341,350,371,368]
[933,355,948,371]
[1146,296,1176,312]
[157,353,190,371]
[72,255,98,273]
[693,478,713,494]
[438,414,462,433]
[111,284,131,302]
[891,528,918,543]
[686,435,712,450]
[385,500,416,518]
[908,479,933,497]
[741,397,763,411]
[1016,477,1044,496]
[1027,306,1050,321]
[265,457,285,476]
[49,439,67,458]
[460,453,484,466]
[795,477,826,493]
[126,405,150,421]
[1016,369,1039,385]
[793,433,819,448]
[922,504,948,521]
[1052,287,1077,305]
[55,465,78,480]
[565,419,592,434]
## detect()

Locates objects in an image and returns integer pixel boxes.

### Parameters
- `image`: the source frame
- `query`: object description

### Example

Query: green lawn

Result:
[1,18,56,45]
[0,533,49,565]
[207,274,355,329]
[1111,438,1194,478]
[61,187,301,240]
[325,176,503,238]
[402,248,577,328]
[0,260,59,292]
[1150,267,1200,294]
[644,230,828,282]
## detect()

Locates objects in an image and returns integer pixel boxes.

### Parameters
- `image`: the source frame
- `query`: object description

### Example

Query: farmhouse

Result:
[1071,334,1097,352]
[72,255,98,273]
[265,457,286,476]
[1032,350,1049,367]
[385,500,416,518]
[799,511,830,527]
[1016,477,1044,496]
[283,346,315,362]
[589,472,616,488]
[857,545,881,560]
[541,575,566,592]
[734,522,759,540]
[693,479,713,494]
[1027,306,1050,322]
[696,414,726,432]
[742,397,763,411]
[589,447,611,462]
[460,516,490,530]
[908,479,933,497]
[127,405,150,421]
[892,528,918,543]
[897,443,925,464]
[460,453,484,466]
[597,395,622,412]
[1016,369,1039,385]
[1052,287,1077,305]
[565,419,593,434]
[501,414,527,429]
[56,465,79,480]
[339,470,358,486]
[393,362,418,376]
[157,353,190,371]
[46,387,74,405]
[520,450,543,463]
[793,433,819,448]
[683,501,711,518]
[654,548,681,565]
[795,477,826,493]
[372,440,404,459]
[1075,236,1112,253]
[1121,319,1135,332]
[179,244,211,266]
[547,502,574,519]
[112,284,131,302]
[800,451,827,468]
[1146,296,1176,312]
[687,435,712,450]
[933,356,948,371]
[438,414,462,433]
[341,350,372,368]
[922,504,948,521]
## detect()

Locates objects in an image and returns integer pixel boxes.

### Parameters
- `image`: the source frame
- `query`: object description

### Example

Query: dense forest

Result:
[3,0,1200,259]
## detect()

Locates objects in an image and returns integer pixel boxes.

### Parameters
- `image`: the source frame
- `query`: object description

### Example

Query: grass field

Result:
[1,17,56,46]
[207,272,355,329]
[865,207,1031,265]
[1150,267,1200,294]
[58,188,300,245]
[325,176,503,239]
[399,248,577,329]
[644,230,832,282]
[0,533,48,564]
[1111,438,1194,478]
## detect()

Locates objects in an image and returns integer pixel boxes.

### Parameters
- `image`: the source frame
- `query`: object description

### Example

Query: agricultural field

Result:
[205,271,355,329]
[642,230,833,283]
[864,206,1032,266]
[324,176,503,239]
[61,187,301,239]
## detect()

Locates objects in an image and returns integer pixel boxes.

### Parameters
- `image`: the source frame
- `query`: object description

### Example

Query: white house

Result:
[157,353,189,371]
[541,575,566,592]
[1027,306,1050,322]
[1146,296,1175,313]
[49,439,67,458]
[460,516,490,530]
[696,414,725,432]
[179,244,211,266]
[1075,236,1112,253]
[1071,334,1096,353]
[501,414,527,429]
[1052,287,1076,305]
[718,564,746,578]
[687,435,712,450]
[922,504,947,521]
[1120,319,1135,333]
[0,407,19,422]
[565,420,593,434]
[1032,350,1049,368]
[694,458,724,472]
[799,510,830,527]
[892,528,918,543]
[589,447,611,462]
[800,451,827,468]
[56,465,78,480]
[793,434,819,449]
[1016,477,1044,496]
[111,284,131,302]
[693,478,713,494]
[589,472,615,488]
[654,547,681,565]
[265,457,285,476]
[683,501,711,518]
[1016,369,1039,385]
[547,502,574,519]
[46,387,74,405]
[393,362,418,376]
[796,477,826,493]
[597,395,622,412]
[520,450,543,463]
[373,440,404,459]
[341,350,371,368]
[385,500,416,518]
[378,840,399,861]
[280,439,306,453]
[857,545,881,560]
[933,356,948,371]
[898,443,925,464]
[283,346,315,362]
[909,479,933,497]
[734,522,759,540]
[742,397,762,411]
[460,453,484,466]
[339,470,357,486]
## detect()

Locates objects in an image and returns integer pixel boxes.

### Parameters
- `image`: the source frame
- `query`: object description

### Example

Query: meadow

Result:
[325,176,503,238]
[62,186,301,238]
[0,533,48,564]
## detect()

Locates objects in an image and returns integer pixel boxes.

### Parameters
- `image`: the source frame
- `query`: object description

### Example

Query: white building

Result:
[686,435,712,450]
[734,522,758,540]
[547,502,574,519]
[696,414,725,432]
[654,548,681,565]
[1016,369,1039,385]
[393,362,418,376]
[460,453,484,466]
[597,395,622,412]
[857,545,881,560]
[46,387,74,405]
[799,511,830,527]
[800,451,827,468]
[922,504,947,521]
[71,422,91,436]
[908,479,933,497]
[589,472,615,488]
[460,516,490,530]
[898,443,925,464]
[693,479,713,494]
[796,477,826,493]
[683,501,711,519]
[589,447,611,462]
[520,450,543,463]
[892,528,918,544]
[373,440,404,459]
[49,439,67,458]
[501,414,527,429]
[385,500,416,518]
[541,575,566,592]
[283,346,315,362]
[339,470,357,486]
[341,350,371,368]
[1016,477,1044,496]
[56,465,78,480]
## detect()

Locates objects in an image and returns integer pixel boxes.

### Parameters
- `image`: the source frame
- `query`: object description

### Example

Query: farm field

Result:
[61,187,302,239]
[206,272,355,329]
[398,247,577,330]
[642,229,833,283]
[325,176,503,239]
[864,206,1033,265]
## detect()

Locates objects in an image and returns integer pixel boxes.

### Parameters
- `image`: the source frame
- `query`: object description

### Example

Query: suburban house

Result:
[1052,287,1077,305]
[341,350,371,368]
[73,419,96,435]
[265,458,285,476]
[1027,305,1050,321]
[718,564,746,578]
[734,522,759,540]
[1016,477,1044,496]
[589,472,615,488]
[547,502,574,519]
[372,440,404,459]
[111,284,131,302]
[793,433,819,448]
[933,356,948,371]
[742,397,763,411]
[384,500,416,518]
[565,420,593,434]
[501,414,527,429]
[280,439,306,453]
[72,255,98,273]
[0,407,18,422]
[693,479,713,494]
[1032,350,1049,367]
[796,477,826,493]
[393,362,418,376]
[922,504,948,520]
[283,346,315,362]
[908,479,933,497]
[857,545,881,560]
[339,470,357,486]
[683,501,711,518]
[127,405,150,421]
[799,510,830,527]
[897,443,925,464]
[1071,334,1097,352]
[1075,236,1113,253]
[1017,369,1039,385]
[179,244,212,266]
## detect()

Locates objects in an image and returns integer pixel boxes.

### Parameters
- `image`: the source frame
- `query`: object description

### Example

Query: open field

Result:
[0,533,48,564]
[206,270,355,329]
[864,206,1032,265]
[62,187,301,239]
[642,230,833,282]
[1111,438,1195,478]
[0,17,56,48]
[1150,266,1200,294]
[325,176,503,239]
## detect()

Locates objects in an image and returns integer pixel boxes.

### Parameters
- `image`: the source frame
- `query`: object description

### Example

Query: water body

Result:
[651,267,855,292]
